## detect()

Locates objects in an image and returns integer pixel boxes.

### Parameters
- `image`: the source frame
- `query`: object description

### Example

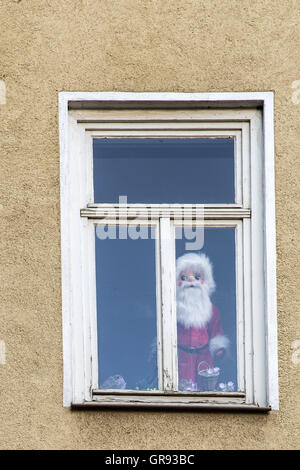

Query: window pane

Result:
[93,138,235,204]
[95,225,158,391]
[175,227,237,392]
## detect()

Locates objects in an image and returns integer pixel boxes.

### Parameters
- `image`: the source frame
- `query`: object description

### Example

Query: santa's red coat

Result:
[177,305,224,384]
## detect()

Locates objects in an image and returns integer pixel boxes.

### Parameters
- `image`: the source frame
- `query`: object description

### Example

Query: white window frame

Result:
[59,92,278,411]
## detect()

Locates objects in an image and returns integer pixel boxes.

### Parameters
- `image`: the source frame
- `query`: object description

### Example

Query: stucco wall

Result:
[0,0,299,449]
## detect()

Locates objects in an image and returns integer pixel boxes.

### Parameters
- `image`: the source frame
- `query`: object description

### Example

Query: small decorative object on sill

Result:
[197,362,220,391]
[218,381,235,392]
[179,379,198,391]
[101,375,126,389]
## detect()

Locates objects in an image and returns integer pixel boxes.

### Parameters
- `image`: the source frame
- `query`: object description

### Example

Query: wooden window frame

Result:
[59,92,278,411]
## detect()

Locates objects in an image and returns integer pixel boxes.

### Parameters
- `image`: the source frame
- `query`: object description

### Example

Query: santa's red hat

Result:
[176,252,216,295]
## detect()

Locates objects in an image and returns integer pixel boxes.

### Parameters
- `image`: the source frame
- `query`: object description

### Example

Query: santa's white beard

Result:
[177,284,212,329]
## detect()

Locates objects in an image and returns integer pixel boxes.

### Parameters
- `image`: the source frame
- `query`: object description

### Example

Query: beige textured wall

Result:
[0,0,299,450]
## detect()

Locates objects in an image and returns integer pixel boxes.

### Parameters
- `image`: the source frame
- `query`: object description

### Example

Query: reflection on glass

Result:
[176,228,237,392]
[93,138,235,204]
[95,226,158,391]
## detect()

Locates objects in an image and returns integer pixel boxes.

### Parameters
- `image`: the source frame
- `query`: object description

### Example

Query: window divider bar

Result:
[159,218,178,391]
[81,205,251,220]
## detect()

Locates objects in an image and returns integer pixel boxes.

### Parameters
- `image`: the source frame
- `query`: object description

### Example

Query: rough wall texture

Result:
[0,0,299,450]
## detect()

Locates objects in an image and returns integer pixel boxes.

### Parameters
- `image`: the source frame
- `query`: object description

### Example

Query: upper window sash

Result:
[92,136,237,205]
[74,111,251,209]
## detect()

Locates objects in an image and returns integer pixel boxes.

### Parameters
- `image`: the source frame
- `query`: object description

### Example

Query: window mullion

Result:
[159,217,178,391]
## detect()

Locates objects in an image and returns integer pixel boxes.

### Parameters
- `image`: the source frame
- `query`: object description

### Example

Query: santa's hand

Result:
[215,348,225,358]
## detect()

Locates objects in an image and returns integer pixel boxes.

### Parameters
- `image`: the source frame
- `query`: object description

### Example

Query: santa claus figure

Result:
[176,252,229,390]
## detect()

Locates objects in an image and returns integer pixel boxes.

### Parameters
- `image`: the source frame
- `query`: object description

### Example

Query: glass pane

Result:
[93,138,235,204]
[95,225,158,391]
[175,227,237,392]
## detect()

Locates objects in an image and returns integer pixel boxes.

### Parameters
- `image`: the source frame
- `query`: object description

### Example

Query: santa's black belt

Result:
[178,344,209,354]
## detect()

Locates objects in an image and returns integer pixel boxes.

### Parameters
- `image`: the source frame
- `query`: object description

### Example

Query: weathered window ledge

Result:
[71,391,271,412]
[71,402,271,412]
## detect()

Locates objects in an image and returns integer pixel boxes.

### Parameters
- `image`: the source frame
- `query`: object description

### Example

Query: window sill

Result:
[71,392,271,412]
[71,401,271,412]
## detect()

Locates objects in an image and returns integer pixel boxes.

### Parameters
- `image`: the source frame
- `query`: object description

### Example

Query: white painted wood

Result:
[85,129,94,204]
[59,94,73,406]
[263,94,279,410]
[81,206,251,220]
[76,120,98,402]
[241,122,251,208]
[72,108,260,124]
[159,218,178,391]
[85,127,241,136]
[234,131,242,205]
[250,111,267,407]
[155,222,164,391]
[243,217,254,405]
[87,222,99,392]
[59,92,278,409]
[84,121,243,208]
[92,393,245,406]
[70,115,93,404]
[85,131,243,137]
[80,217,93,401]
[62,91,274,110]
[235,221,245,392]
[169,221,178,391]
[87,203,245,208]
[73,401,270,412]
[86,129,240,141]
[93,388,245,397]
[241,121,253,404]
[82,122,248,130]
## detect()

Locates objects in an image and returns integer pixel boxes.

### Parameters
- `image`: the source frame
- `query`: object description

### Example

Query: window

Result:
[59,92,278,411]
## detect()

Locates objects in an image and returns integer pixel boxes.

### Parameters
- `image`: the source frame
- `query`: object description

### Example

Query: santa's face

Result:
[177,269,205,288]
[176,266,212,329]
